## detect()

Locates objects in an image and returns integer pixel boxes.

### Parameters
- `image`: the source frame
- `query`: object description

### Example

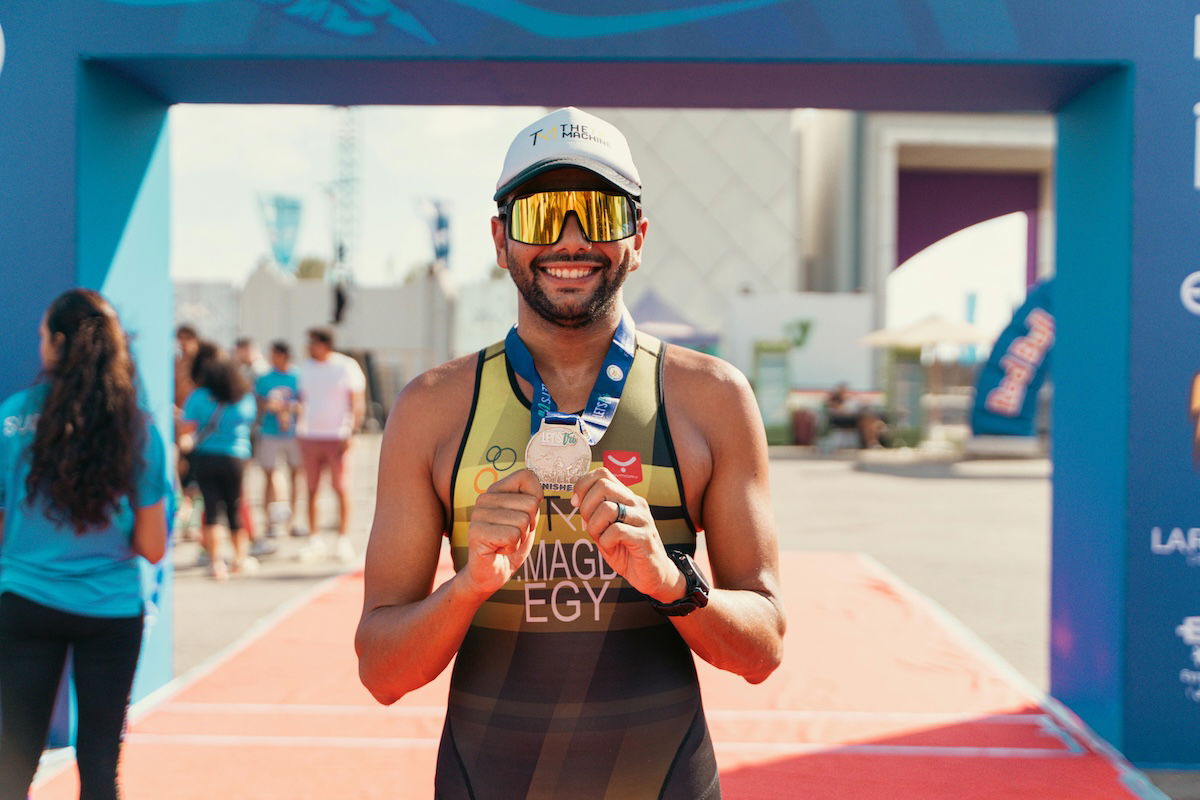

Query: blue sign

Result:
[429,199,450,268]
[971,279,1053,437]
[259,193,303,272]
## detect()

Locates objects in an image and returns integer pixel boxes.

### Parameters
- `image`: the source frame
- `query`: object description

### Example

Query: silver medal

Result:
[525,417,593,492]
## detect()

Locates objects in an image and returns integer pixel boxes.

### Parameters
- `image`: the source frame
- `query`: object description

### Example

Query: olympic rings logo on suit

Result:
[473,445,518,493]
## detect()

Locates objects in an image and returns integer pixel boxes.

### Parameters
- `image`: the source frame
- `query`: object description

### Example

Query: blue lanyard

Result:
[505,313,637,446]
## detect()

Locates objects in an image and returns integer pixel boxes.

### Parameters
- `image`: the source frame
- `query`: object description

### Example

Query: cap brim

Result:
[494,156,641,202]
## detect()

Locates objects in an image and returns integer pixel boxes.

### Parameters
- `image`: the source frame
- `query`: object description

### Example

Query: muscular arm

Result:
[668,363,785,683]
[355,375,473,704]
[574,354,785,684]
[355,363,541,705]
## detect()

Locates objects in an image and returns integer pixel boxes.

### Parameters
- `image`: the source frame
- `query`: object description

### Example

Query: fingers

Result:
[513,522,537,561]
[593,514,630,553]
[475,492,541,535]
[466,476,542,592]
[489,468,545,499]
[570,469,606,507]
[572,469,638,536]
[472,505,541,537]
[482,468,543,526]
[585,499,636,538]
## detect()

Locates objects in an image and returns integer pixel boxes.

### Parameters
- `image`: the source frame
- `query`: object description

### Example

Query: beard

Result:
[508,248,631,329]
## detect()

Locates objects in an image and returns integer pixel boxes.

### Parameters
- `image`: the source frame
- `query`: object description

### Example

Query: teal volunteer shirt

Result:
[0,384,170,617]
[181,387,257,459]
[254,369,299,438]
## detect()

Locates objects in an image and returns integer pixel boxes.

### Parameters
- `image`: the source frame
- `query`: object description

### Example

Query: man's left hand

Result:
[572,469,685,603]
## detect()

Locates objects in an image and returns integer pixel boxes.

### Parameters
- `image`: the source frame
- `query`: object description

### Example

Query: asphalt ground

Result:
[167,433,1198,799]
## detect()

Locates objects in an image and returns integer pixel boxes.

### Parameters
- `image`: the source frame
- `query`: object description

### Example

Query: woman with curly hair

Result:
[0,288,169,800]
[180,347,258,579]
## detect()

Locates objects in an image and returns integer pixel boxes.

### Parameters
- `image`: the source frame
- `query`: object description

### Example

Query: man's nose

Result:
[554,212,592,251]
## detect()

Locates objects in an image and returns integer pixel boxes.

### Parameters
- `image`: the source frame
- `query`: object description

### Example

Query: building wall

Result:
[796,109,862,293]
[723,292,874,392]
[177,262,455,412]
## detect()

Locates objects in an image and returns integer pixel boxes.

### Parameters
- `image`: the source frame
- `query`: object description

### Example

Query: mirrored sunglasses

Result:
[504,190,639,245]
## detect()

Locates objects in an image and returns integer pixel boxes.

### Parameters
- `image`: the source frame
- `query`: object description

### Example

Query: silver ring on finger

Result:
[614,501,627,524]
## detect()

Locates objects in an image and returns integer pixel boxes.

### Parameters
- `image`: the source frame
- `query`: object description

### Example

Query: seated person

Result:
[823,383,885,448]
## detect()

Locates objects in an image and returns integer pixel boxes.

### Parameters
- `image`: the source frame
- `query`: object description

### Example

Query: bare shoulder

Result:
[388,352,480,453]
[384,352,481,506]
[393,352,479,416]
[661,345,756,415]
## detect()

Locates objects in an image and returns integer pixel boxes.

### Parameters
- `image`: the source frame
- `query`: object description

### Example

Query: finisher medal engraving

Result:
[525,417,593,492]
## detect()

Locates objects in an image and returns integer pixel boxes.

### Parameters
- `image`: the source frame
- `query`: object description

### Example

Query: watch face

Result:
[651,550,710,615]
[676,553,710,598]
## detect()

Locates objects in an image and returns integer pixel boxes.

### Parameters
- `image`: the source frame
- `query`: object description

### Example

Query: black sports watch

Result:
[650,549,711,616]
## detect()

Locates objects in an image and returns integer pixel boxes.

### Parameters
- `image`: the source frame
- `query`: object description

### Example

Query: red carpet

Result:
[32,552,1160,799]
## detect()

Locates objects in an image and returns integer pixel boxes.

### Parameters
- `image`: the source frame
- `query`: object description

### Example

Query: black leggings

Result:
[0,592,143,800]
[190,452,246,530]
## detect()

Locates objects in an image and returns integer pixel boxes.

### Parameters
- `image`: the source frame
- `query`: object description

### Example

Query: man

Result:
[234,336,269,387]
[296,327,365,562]
[356,107,785,799]
[254,341,302,537]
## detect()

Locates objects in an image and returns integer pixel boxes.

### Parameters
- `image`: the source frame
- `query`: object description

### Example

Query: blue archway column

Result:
[78,61,176,700]
[1052,68,1133,751]
[0,32,175,703]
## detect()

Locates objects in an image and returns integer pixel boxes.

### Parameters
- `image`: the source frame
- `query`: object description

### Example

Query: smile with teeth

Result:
[542,265,599,280]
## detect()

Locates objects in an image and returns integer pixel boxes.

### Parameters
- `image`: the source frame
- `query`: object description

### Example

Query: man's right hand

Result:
[461,468,543,597]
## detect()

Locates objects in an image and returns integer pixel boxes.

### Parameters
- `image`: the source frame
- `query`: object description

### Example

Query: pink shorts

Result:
[298,438,351,491]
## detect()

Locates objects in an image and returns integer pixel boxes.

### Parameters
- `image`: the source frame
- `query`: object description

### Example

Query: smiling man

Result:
[356,107,785,799]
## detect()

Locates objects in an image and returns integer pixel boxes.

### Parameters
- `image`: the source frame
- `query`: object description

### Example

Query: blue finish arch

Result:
[0,0,1195,767]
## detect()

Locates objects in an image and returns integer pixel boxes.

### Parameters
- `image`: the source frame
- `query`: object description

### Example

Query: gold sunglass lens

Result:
[508,191,634,245]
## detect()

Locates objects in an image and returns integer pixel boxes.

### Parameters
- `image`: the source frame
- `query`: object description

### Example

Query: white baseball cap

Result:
[494,107,642,202]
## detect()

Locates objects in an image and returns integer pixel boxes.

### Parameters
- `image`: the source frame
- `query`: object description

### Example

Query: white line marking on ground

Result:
[157,702,1056,727]
[856,554,1170,799]
[159,702,446,716]
[122,732,1085,758]
[125,733,439,748]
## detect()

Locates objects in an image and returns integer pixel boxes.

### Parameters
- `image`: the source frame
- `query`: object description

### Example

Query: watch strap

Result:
[650,549,710,616]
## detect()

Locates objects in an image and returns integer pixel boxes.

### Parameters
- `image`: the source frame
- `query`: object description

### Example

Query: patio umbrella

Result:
[860,315,992,349]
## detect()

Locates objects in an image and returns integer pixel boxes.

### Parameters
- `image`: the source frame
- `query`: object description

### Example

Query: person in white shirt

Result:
[296,327,366,561]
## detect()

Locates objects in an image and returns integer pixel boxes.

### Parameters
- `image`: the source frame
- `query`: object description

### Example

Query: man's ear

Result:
[627,215,648,273]
[491,216,510,270]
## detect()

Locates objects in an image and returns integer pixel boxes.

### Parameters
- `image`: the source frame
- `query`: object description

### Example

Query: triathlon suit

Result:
[439,332,720,800]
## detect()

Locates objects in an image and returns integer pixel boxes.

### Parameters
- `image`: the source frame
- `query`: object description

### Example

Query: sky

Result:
[169,104,543,288]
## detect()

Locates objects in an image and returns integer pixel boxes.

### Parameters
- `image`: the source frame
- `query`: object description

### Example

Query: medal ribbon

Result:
[505,312,636,446]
